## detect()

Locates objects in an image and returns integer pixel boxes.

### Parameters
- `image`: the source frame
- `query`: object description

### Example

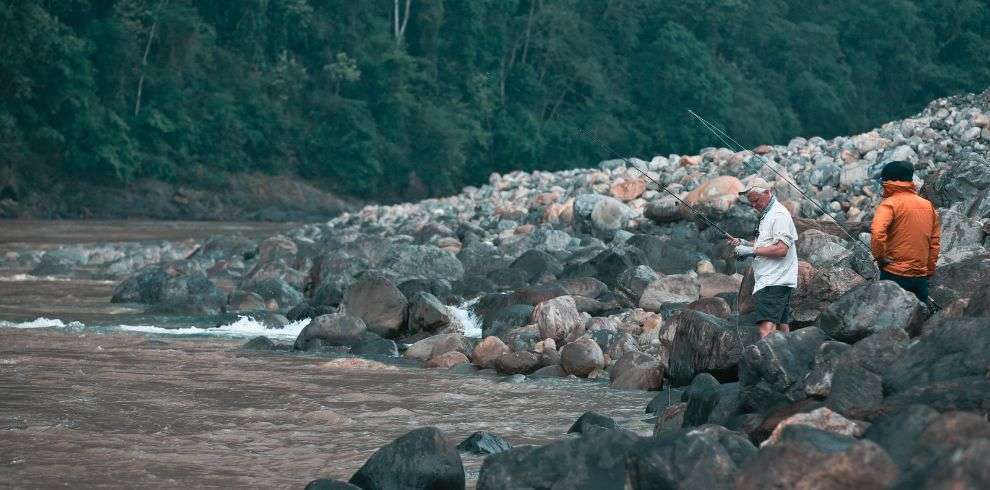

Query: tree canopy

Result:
[2,0,988,200]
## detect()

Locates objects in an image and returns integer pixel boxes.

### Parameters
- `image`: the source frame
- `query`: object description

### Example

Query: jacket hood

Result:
[882,180,916,198]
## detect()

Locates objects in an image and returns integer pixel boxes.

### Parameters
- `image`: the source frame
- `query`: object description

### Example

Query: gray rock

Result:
[609,351,663,391]
[818,281,924,343]
[560,337,605,377]
[739,327,829,415]
[294,314,367,349]
[342,271,408,338]
[349,427,464,490]
[666,310,743,386]
[616,265,659,302]
[406,292,452,335]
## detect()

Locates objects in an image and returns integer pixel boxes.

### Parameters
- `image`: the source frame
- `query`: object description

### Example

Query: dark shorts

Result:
[754,285,793,325]
[880,270,929,305]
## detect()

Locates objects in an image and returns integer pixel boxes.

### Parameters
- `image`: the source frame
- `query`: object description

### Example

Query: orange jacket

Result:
[871,181,941,277]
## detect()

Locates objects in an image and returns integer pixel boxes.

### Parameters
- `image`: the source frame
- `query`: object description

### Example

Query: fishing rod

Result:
[686,110,875,258]
[686,111,950,312]
[581,129,735,240]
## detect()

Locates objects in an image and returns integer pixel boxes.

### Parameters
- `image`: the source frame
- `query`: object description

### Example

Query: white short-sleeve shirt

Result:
[753,198,799,293]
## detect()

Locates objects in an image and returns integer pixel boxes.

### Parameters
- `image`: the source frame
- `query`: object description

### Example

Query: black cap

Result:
[880,160,913,182]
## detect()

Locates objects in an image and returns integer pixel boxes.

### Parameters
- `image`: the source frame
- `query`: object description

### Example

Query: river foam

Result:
[1,315,310,341]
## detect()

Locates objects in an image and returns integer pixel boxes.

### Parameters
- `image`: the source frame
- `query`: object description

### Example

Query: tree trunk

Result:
[134,20,158,116]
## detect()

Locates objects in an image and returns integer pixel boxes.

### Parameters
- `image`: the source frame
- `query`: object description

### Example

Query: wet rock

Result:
[818,281,924,343]
[645,386,686,414]
[735,426,898,490]
[294,314,367,349]
[567,411,617,434]
[530,365,566,379]
[682,373,722,428]
[404,333,471,362]
[342,272,408,338]
[739,327,828,415]
[350,335,399,357]
[241,336,280,351]
[609,351,663,391]
[477,428,641,489]
[640,274,700,312]
[560,337,605,377]
[406,292,451,335]
[627,425,756,490]
[471,336,509,369]
[504,325,542,352]
[666,310,743,386]
[349,427,464,490]
[533,295,583,343]
[153,272,227,315]
[457,432,511,455]
[495,351,541,375]
[425,351,470,369]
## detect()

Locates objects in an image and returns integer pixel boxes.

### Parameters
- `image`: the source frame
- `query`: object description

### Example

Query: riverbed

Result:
[0,220,655,487]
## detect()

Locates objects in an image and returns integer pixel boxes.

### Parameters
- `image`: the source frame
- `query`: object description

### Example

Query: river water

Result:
[0,220,655,488]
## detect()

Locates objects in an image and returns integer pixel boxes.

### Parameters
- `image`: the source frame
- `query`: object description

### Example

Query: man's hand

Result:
[734,245,756,259]
[728,237,740,247]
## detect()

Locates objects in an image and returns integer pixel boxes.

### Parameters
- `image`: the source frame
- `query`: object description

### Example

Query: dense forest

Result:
[2,0,989,200]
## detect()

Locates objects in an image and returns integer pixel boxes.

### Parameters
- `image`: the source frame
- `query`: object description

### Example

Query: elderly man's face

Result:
[746,190,772,211]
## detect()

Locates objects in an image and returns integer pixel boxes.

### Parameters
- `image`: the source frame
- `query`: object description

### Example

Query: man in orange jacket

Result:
[870,160,941,306]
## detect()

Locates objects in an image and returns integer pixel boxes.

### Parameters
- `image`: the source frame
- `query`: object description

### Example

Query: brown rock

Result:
[610,351,663,390]
[762,407,867,447]
[698,273,742,298]
[683,176,745,213]
[404,333,471,361]
[532,295,583,342]
[679,155,702,166]
[754,144,773,155]
[472,336,510,369]
[495,351,541,375]
[560,337,605,377]
[686,297,731,319]
[425,351,470,369]
[610,178,647,201]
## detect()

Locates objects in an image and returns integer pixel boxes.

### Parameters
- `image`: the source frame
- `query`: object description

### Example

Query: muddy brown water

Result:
[0,220,656,488]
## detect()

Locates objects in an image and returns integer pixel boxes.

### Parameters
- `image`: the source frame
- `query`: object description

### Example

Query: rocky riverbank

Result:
[12,88,990,488]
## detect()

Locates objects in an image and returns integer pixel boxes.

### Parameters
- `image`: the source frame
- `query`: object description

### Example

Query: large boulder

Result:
[495,351,541,375]
[818,281,924,343]
[349,427,464,490]
[342,272,408,338]
[735,426,898,490]
[425,351,471,369]
[406,292,452,335]
[404,333,472,362]
[616,265,659,303]
[882,316,990,412]
[477,428,641,489]
[508,249,563,282]
[377,244,464,283]
[589,196,635,232]
[739,327,829,415]
[929,255,990,305]
[586,245,648,288]
[482,303,533,339]
[294,314,367,350]
[825,328,909,419]
[681,373,722,428]
[626,425,756,490]
[666,310,743,386]
[532,295,583,343]
[560,337,605,377]
[456,240,508,276]
[639,274,701,312]
[609,351,663,391]
[863,404,941,469]
[471,336,509,369]
[921,152,990,218]
[761,407,867,447]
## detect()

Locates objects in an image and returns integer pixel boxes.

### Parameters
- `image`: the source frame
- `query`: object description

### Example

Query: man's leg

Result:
[777,323,790,334]
[758,321,776,338]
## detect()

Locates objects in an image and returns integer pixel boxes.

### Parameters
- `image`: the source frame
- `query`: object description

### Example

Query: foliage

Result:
[1,0,988,199]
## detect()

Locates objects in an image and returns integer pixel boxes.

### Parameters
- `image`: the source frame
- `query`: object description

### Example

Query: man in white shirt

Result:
[730,177,799,338]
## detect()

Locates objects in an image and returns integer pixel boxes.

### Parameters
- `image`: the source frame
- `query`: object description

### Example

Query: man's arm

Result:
[927,208,941,276]
[871,201,894,262]
[756,240,789,258]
